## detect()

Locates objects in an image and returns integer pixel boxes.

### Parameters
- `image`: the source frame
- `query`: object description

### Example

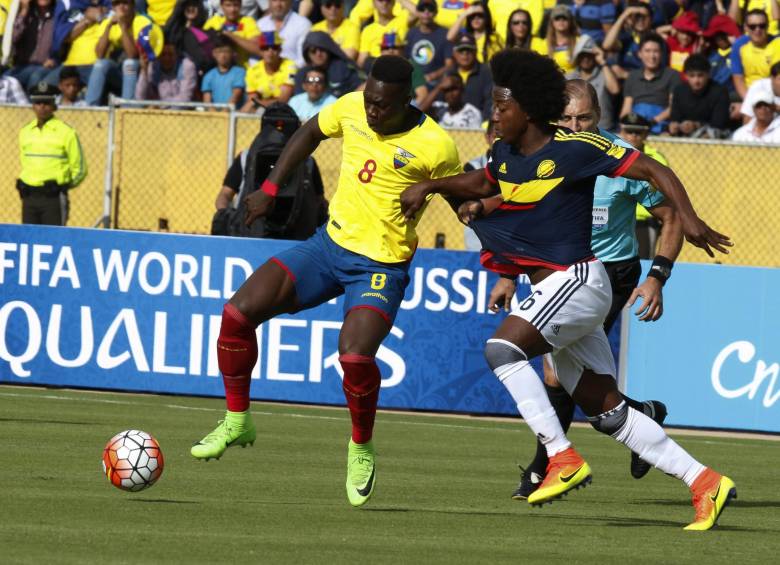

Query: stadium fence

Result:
[1,101,778,267]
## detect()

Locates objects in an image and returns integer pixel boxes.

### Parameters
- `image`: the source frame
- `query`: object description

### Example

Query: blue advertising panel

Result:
[0,225,539,416]
[626,261,780,433]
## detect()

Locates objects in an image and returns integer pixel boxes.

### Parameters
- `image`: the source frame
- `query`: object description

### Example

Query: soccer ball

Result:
[102,430,164,492]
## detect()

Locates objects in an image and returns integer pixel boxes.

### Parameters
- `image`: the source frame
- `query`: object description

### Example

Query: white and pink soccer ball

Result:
[102,430,164,492]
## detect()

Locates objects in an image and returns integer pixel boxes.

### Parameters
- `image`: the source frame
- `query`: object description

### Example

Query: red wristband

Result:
[260,179,279,197]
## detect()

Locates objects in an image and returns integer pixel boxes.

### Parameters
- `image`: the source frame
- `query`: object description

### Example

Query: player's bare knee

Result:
[484,339,528,376]
[588,400,629,435]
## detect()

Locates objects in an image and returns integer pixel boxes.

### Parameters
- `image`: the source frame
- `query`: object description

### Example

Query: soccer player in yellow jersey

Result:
[191,55,462,507]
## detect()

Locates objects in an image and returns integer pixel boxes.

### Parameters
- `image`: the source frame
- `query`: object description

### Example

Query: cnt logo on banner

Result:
[0,225,545,417]
[626,262,779,433]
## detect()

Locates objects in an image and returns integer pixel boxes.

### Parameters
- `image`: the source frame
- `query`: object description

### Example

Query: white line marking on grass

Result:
[0,390,518,434]
[2,388,778,441]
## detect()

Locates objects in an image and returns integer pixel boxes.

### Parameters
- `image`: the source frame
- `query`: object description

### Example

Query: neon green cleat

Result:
[190,410,256,460]
[346,439,376,507]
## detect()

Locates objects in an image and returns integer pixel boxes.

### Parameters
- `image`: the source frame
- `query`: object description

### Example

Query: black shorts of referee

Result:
[602,257,642,334]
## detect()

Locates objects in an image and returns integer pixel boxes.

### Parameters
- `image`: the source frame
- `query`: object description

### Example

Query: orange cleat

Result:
[527,447,592,506]
[684,468,737,531]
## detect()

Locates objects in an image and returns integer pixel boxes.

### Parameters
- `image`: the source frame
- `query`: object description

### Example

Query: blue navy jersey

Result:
[471,127,639,274]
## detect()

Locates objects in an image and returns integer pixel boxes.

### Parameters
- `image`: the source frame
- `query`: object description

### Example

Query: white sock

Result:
[493,354,571,457]
[612,406,705,487]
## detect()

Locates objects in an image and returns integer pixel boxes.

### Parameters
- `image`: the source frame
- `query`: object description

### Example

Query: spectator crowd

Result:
[1,0,780,141]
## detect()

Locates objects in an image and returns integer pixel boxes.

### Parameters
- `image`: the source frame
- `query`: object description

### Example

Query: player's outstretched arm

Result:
[621,153,732,257]
[244,117,329,226]
[400,169,497,220]
[627,202,682,322]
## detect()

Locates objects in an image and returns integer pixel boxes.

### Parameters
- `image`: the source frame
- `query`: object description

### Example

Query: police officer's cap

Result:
[619,112,652,132]
[28,82,60,103]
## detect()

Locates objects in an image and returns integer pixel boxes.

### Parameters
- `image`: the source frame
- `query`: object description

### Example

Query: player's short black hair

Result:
[369,55,413,86]
[490,49,566,125]
[59,66,81,84]
[683,54,710,74]
[638,32,664,50]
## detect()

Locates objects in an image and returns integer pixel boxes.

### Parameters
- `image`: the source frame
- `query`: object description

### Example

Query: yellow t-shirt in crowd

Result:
[735,37,780,88]
[146,0,177,27]
[475,32,503,63]
[359,15,410,58]
[316,91,462,263]
[551,39,578,74]
[95,14,164,58]
[490,0,545,40]
[312,18,361,54]
[204,15,260,67]
[63,20,105,66]
[433,1,468,29]
[245,58,297,98]
[349,0,406,26]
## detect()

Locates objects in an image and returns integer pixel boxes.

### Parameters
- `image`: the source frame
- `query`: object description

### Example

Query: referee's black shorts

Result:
[602,257,642,334]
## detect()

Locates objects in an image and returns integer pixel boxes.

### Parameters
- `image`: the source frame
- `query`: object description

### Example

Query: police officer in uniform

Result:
[17,82,87,225]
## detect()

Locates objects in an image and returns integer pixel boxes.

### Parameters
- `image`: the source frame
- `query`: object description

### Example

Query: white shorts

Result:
[510,260,616,394]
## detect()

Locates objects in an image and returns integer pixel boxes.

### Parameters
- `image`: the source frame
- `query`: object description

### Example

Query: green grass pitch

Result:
[1,384,778,564]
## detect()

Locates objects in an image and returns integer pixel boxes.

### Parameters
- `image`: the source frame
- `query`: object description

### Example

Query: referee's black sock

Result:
[528,384,576,473]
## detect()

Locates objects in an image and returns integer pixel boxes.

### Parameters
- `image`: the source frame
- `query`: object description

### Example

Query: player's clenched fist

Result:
[457,200,484,225]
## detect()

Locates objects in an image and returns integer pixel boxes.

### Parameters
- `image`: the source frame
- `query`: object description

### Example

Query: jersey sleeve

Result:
[65,128,87,188]
[317,92,355,138]
[430,136,463,180]
[564,132,640,180]
[484,141,504,184]
[628,179,664,210]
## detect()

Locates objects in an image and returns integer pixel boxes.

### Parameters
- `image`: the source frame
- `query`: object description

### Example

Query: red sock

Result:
[217,303,257,412]
[340,354,381,444]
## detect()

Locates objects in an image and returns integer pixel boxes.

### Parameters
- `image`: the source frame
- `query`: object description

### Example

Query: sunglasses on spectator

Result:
[419,5,436,12]
[469,12,485,18]
[260,45,281,51]
[511,19,529,25]
[305,76,325,83]
[441,86,461,93]
[553,15,569,21]
[747,23,768,30]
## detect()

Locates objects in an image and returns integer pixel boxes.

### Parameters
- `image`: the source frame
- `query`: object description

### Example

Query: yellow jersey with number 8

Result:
[316,91,462,263]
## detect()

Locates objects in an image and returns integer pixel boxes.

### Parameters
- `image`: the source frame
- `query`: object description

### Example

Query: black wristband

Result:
[647,255,673,285]
[500,273,518,282]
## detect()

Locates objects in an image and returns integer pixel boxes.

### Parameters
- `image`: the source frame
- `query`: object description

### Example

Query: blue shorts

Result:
[271,227,410,325]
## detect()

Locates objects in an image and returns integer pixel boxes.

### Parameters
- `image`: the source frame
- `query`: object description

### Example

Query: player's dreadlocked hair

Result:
[490,49,567,125]
[370,55,413,87]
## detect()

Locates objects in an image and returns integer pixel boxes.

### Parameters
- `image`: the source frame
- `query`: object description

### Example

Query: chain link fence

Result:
[2,102,779,267]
